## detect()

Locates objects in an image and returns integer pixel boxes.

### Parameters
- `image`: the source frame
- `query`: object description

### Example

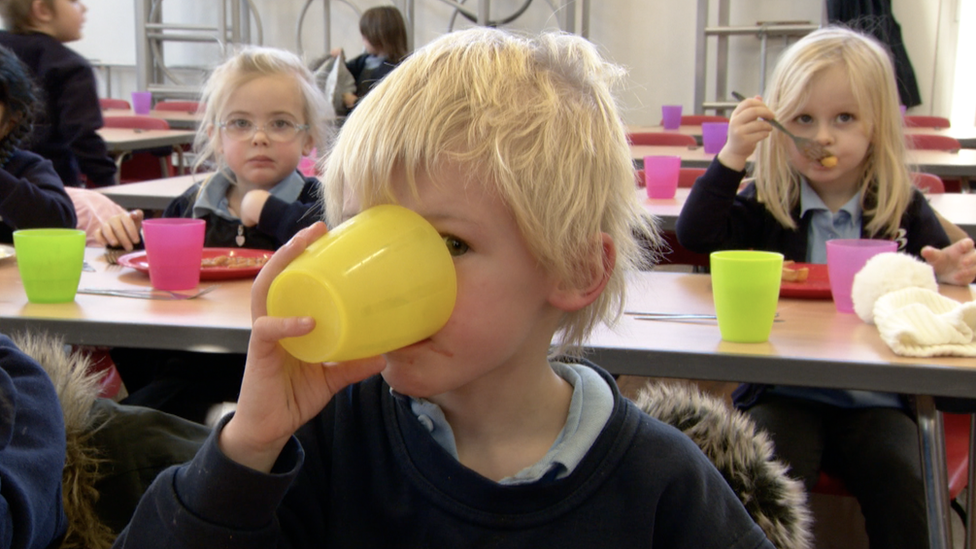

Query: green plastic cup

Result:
[710,250,784,343]
[13,228,86,303]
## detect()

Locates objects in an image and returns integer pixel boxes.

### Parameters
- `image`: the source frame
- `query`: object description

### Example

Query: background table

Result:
[631,145,976,180]
[97,127,197,155]
[626,124,976,149]
[97,173,204,210]
[642,187,976,240]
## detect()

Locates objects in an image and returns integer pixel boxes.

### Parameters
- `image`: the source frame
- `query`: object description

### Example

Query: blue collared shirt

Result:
[407,361,614,485]
[800,179,862,264]
[191,169,307,221]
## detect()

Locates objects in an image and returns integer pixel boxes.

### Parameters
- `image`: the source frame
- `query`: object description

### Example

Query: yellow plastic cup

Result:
[710,250,784,343]
[267,204,457,363]
[13,228,86,303]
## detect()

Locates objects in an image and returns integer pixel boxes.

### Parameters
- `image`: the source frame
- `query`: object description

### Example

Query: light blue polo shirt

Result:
[768,179,904,410]
[801,179,862,264]
[407,361,614,485]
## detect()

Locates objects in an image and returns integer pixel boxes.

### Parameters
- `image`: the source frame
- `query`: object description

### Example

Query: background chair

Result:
[627,132,697,147]
[101,115,179,183]
[678,167,706,188]
[680,114,730,126]
[153,100,202,113]
[906,134,964,192]
[99,97,131,110]
[912,172,945,194]
[905,115,951,129]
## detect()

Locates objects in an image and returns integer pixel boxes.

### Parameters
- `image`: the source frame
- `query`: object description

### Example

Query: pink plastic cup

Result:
[825,239,897,313]
[131,91,152,115]
[644,155,681,199]
[661,105,682,130]
[701,122,729,154]
[142,218,205,290]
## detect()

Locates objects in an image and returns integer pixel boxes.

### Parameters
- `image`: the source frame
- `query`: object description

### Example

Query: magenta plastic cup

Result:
[142,218,205,290]
[131,91,152,115]
[701,122,729,154]
[644,155,681,199]
[826,239,897,313]
[661,105,682,130]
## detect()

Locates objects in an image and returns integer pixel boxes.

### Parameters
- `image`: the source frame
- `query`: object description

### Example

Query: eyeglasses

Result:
[218,118,310,142]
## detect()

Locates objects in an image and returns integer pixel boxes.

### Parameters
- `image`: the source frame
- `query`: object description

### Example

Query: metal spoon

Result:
[730,91,829,163]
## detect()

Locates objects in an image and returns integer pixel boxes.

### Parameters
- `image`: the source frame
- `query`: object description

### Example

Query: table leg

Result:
[968,413,975,549]
[917,395,952,549]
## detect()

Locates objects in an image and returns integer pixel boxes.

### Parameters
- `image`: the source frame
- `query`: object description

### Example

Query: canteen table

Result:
[1,249,972,547]
[97,127,197,155]
[586,271,976,549]
[631,145,976,180]
[96,172,204,210]
[642,187,976,240]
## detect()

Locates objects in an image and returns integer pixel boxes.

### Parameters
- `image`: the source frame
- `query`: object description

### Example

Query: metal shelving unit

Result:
[694,0,817,115]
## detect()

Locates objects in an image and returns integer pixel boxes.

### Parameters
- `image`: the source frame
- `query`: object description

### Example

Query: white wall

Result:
[67,0,962,127]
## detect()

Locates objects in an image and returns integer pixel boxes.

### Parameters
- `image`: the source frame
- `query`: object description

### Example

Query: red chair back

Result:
[680,114,730,126]
[154,100,202,113]
[905,115,951,129]
[627,132,697,147]
[678,168,706,188]
[906,133,961,151]
[912,172,945,194]
[99,97,131,110]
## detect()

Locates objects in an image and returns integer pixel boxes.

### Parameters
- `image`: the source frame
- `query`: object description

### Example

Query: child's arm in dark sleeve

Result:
[56,64,117,188]
[675,157,765,254]
[0,152,76,230]
[256,178,326,247]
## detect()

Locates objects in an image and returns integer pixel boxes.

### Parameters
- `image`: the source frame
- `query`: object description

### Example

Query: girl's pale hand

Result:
[922,238,976,285]
[218,221,386,472]
[95,209,144,250]
[717,96,776,172]
[240,189,270,227]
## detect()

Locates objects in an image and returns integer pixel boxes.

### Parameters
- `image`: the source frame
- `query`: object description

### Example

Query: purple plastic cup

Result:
[826,239,897,313]
[661,105,682,130]
[131,91,152,115]
[142,218,205,290]
[701,122,729,154]
[644,156,681,199]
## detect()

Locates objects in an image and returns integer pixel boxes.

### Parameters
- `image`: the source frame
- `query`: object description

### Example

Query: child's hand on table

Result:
[219,221,387,473]
[95,209,145,251]
[718,95,775,172]
[922,238,976,286]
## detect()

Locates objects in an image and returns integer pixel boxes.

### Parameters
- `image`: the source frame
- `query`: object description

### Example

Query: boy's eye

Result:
[443,235,469,257]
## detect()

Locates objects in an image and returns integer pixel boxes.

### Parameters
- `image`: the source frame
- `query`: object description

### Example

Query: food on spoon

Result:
[201,254,269,268]
[782,260,809,283]
[819,155,838,168]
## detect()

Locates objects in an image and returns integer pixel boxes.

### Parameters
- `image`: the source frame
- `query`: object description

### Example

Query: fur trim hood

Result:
[635,382,813,549]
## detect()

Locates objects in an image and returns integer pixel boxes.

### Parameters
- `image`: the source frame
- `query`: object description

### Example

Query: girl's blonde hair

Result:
[753,26,913,239]
[323,28,657,356]
[193,46,330,175]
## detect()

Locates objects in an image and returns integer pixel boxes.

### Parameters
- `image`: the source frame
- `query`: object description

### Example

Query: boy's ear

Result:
[30,0,54,23]
[548,233,616,312]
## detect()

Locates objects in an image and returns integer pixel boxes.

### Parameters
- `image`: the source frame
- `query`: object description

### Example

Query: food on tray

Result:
[782,260,809,283]
[819,155,838,168]
[202,254,269,269]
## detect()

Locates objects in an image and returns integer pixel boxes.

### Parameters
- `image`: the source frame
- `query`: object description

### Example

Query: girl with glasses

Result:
[94,46,331,424]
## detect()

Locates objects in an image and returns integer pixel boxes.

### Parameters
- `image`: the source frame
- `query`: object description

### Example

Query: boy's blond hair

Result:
[323,28,657,355]
[0,0,53,33]
[193,46,330,176]
[753,26,914,239]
